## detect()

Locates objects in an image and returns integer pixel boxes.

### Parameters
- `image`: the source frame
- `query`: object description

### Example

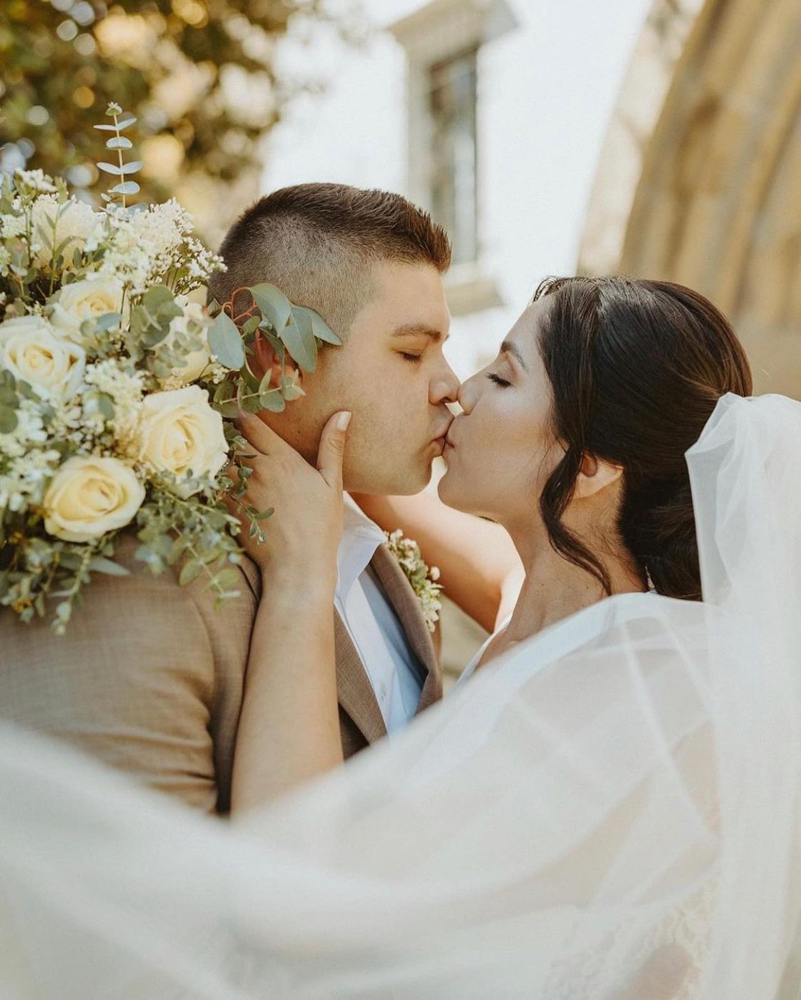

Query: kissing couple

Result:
[2,182,801,999]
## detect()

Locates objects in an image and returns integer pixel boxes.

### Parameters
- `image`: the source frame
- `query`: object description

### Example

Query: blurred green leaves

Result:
[0,0,363,209]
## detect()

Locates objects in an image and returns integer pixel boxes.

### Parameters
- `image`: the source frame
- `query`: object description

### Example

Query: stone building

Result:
[580,0,801,398]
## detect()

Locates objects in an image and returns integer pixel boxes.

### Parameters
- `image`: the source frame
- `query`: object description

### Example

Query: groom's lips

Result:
[431,425,452,451]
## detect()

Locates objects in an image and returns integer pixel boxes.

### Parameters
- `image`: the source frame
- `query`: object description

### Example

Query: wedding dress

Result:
[2,393,801,1000]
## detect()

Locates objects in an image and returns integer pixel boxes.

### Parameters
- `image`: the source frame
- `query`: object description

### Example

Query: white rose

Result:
[162,298,213,384]
[49,277,127,338]
[31,197,103,268]
[136,385,228,497]
[43,456,145,543]
[0,315,86,400]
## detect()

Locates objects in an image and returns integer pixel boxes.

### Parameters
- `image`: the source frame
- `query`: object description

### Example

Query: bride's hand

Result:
[229,410,351,588]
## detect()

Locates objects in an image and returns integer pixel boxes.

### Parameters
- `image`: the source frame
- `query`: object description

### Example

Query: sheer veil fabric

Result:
[2,393,801,999]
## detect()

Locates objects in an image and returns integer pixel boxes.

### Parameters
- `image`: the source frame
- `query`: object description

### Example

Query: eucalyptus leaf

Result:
[281,311,317,372]
[293,304,341,346]
[179,560,203,586]
[93,311,121,332]
[207,567,240,592]
[0,406,18,433]
[216,399,241,419]
[236,384,263,414]
[0,384,17,406]
[93,124,118,131]
[120,161,144,175]
[88,557,129,576]
[213,381,235,403]
[208,312,246,370]
[240,363,261,392]
[97,393,115,419]
[281,382,305,402]
[259,389,286,413]
[241,315,260,337]
[97,162,123,176]
[249,283,291,333]
[116,116,137,130]
[110,181,141,196]
[142,285,176,311]
[260,329,285,366]
[105,136,133,150]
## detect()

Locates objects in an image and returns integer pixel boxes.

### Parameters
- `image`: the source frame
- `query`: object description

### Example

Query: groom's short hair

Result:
[209,183,451,337]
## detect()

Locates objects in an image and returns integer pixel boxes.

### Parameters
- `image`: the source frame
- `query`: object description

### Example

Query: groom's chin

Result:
[380,461,434,497]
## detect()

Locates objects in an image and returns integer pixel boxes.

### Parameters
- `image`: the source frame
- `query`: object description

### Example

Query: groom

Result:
[0,183,458,814]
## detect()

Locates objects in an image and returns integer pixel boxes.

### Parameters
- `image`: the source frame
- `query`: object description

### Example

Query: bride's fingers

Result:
[234,411,287,457]
[317,411,351,492]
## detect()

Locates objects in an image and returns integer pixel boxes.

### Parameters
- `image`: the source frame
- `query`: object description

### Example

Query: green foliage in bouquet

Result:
[0,105,341,633]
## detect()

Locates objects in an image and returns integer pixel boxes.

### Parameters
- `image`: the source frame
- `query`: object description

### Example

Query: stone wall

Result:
[579,0,801,398]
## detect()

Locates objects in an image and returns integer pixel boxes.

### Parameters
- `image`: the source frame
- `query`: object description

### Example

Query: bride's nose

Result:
[457,373,480,414]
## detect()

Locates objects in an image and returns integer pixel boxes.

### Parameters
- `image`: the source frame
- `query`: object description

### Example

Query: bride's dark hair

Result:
[534,276,752,600]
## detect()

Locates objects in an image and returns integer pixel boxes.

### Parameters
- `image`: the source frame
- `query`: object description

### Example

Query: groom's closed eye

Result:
[393,325,448,366]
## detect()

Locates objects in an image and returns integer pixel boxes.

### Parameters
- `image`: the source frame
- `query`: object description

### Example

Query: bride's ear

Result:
[574,453,624,500]
[252,331,302,389]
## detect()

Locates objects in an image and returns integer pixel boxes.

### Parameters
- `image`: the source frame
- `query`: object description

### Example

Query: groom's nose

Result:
[430,358,460,406]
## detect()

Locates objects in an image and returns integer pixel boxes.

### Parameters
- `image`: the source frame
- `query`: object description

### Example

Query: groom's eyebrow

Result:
[501,340,529,372]
[392,324,449,343]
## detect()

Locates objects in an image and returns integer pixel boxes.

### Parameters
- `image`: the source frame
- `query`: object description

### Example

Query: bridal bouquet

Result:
[0,106,339,633]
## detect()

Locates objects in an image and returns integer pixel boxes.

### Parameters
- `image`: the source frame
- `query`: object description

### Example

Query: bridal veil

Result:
[1,392,800,999]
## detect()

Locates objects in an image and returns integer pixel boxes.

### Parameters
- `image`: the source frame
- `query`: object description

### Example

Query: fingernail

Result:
[336,411,352,431]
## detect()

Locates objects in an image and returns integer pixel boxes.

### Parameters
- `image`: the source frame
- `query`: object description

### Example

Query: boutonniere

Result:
[384,529,443,633]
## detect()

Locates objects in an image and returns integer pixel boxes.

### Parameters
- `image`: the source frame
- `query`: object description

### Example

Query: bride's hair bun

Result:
[621,478,701,599]
[533,276,752,600]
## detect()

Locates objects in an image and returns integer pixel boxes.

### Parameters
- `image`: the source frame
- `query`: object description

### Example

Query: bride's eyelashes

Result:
[487,372,511,387]
[400,352,423,363]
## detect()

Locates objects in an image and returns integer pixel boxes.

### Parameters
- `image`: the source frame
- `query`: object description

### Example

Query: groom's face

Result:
[261,261,458,494]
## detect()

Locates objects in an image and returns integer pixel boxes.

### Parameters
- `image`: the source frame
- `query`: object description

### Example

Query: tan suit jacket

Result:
[0,535,441,813]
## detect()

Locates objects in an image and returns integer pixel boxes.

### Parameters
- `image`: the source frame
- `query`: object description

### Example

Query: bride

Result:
[2,276,801,1000]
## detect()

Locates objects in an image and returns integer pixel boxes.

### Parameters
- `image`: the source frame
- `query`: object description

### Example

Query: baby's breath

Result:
[385,529,443,633]
[0,109,341,632]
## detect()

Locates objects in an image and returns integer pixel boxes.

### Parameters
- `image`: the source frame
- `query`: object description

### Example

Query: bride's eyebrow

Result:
[500,340,529,372]
[391,324,449,344]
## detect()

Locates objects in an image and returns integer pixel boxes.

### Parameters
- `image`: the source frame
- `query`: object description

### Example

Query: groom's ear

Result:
[252,331,302,389]
[573,453,624,501]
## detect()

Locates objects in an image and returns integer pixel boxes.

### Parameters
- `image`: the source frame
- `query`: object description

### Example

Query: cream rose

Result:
[31,197,103,268]
[162,298,213,384]
[136,385,228,497]
[0,315,86,400]
[49,277,127,338]
[43,456,145,543]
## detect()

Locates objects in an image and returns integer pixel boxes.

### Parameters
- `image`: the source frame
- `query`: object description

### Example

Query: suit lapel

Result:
[238,555,261,601]
[369,543,442,714]
[334,609,388,744]
[241,546,440,745]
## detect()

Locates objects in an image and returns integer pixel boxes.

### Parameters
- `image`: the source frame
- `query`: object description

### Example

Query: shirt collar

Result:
[336,495,386,605]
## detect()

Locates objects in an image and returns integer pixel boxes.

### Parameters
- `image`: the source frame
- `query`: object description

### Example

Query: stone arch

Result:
[579,0,801,395]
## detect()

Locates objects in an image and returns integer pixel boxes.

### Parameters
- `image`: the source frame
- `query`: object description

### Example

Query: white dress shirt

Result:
[335,498,425,733]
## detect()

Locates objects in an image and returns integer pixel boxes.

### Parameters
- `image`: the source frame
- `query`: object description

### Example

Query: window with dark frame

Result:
[428,47,478,267]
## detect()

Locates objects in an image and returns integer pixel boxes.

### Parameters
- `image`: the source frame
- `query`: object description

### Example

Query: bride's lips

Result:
[431,424,453,452]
